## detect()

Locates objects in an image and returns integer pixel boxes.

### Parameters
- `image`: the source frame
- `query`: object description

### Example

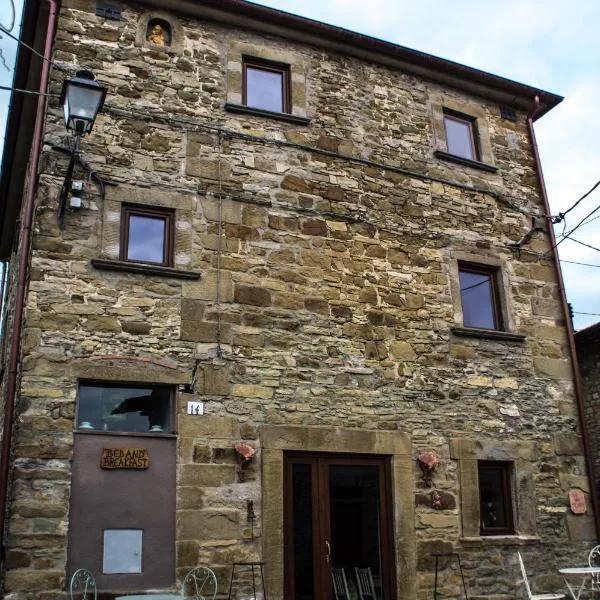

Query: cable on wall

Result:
[214,131,224,359]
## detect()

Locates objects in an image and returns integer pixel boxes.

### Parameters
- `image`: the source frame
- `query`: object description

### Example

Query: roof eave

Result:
[145,0,562,118]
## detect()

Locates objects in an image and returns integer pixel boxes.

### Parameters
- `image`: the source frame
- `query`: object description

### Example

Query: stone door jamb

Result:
[260,425,415,600]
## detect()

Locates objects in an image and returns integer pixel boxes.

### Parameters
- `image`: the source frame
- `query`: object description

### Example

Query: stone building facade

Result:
[576,323,600,497]
[0,0,597,598]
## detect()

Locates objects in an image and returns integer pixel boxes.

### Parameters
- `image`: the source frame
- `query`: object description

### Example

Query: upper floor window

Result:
[243,56,291,114]
[444,111,478,161]
[120,204,174,267]
[77,382,174,433]
[478,461,515,536]
[458,263,502,330]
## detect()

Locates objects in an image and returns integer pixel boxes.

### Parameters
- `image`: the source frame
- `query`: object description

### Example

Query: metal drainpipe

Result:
[0,0,59,561]
[527,95,600,538]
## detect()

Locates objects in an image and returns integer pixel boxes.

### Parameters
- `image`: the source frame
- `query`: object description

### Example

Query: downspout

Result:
[527,95,600,538]
[0,0,59,560]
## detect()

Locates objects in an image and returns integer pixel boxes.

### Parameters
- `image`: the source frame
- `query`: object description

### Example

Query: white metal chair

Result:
[588,545,600,590]
[181,566,218,600]
[517,552,565,600]
[69,568,97,600]
[332,567,351,600]
[354,567,378,600]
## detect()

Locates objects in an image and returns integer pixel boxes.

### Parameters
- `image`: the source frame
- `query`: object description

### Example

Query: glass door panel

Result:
[291,463,315,600]
[329,465,383,598]
[284,454,394,600]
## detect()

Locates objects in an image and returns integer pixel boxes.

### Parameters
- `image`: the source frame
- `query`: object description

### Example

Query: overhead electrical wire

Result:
[561,259,600,268]
[565,238,600,253]
[559,201,600,241]
[551,178,600,225]
[0,0,16,32]
[0,23,69,72]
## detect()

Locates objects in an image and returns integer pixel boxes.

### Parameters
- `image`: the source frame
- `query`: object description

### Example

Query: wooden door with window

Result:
[284,453,396,600]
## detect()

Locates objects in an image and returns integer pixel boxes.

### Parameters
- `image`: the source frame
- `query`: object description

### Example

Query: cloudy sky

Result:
[1,0,598,329]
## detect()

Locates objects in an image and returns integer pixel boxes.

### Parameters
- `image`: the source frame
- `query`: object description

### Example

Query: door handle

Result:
[325,540,331,564]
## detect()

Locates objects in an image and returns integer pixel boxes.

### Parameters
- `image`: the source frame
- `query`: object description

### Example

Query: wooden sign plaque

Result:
[101,448,150,470]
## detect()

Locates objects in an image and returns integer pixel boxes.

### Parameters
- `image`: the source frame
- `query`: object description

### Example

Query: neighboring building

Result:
[576,322,600,496]
[0,0,597,598]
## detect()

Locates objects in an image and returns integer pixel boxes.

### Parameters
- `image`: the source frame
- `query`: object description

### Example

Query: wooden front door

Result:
[284,453,396,600]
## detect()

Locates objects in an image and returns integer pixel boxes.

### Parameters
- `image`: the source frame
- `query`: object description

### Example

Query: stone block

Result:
[418,513,458,528]
[180,464,236,487]
[415,490,456,510]
[274,292,304,310]
[232,328,265,347]
[181,320,231,343]
[182,271,233,302]
[193,445,211,463]
[331,304,352,320]
[566,511,596,541]
[559,473,590,493]
[177,540,200,567]
[304,298,329,315]
[240,423,258,440]
[269,214,298,231]
[234,285,271,307]
[281,174,312,193]
[301,218,327,236]
[177,509,240,540]
[12,501,67,518]
[186,158,232,180]
[196,363,231,395]
[533,357,573,379]
[416,540,454,571]
[181,299,205,321]
[231,384,274,399]
[121,320,151,335]
[5,549,31,569]
[178,416,238,439]
[4,569,64,592]
[554,433,583,456]
[212,447,236,463]
[177,486,205,510]
[390,341,416,361]
[201,196,242,224]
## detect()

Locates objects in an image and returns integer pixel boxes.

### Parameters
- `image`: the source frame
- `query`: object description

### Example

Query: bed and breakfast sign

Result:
[100,447,150,469]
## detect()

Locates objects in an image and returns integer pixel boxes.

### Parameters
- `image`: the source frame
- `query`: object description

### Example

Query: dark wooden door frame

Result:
[284,452,396,600]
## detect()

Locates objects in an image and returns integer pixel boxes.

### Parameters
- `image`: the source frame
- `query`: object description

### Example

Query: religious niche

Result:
[146,18,171,47]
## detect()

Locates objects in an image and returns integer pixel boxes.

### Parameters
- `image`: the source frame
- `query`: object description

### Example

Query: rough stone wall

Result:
[1,0,597,598]
[576,325,600,493]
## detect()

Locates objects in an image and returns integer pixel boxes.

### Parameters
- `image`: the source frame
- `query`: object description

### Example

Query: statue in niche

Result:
[147,22,168,46]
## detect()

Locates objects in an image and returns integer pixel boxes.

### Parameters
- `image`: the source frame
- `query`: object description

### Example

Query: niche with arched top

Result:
[146,18,172,47]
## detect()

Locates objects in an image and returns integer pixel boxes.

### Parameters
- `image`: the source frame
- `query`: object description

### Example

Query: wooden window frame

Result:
[478,460,515,536]
[120,204,174,267]
[242,56,291,114]
[458,262,504,331]
[443,110,479,161]
[283,452,397,600]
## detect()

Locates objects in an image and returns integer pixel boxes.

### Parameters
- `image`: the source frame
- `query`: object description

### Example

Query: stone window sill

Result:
[225,103,311,125]
[434,150,498,173]
[451,326,526,342]
[75,430,177,438]
[460,535,539,547]
[91,258,201,280]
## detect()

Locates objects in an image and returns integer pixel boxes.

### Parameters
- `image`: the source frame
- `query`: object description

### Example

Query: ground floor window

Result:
[478,461,515,535]
[77,382,174,433]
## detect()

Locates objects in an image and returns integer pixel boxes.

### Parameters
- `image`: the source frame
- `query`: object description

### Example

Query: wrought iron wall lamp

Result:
[57,70,107,228]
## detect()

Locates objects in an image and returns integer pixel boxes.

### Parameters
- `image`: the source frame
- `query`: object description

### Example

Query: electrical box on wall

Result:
[187,401,204,415]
